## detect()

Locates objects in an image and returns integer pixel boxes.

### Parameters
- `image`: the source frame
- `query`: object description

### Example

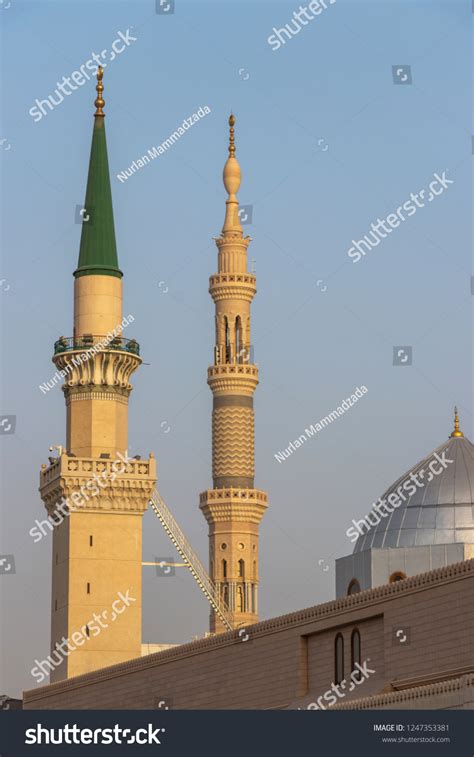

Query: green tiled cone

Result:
[74,117,122,279]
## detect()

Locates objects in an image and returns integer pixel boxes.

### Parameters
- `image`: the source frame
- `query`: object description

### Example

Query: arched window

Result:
[335,634,344,685]
[223,584,229,607]
[347,578,361,595]
[351,629,361,681]
[222,559,227,579]
[235,316,242,362]
[224,316,231,363]
[253,560,257,579]
[238,559,245,578]
[236,585,244,612]
[389,571,407,583]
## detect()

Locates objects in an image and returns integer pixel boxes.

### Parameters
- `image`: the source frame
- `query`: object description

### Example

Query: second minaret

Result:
[200,115,268,633]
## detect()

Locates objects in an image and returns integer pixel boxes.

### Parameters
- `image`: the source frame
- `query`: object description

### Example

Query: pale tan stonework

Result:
[23,560,474,709]
[199,127,267,633]
[39,273,156,682]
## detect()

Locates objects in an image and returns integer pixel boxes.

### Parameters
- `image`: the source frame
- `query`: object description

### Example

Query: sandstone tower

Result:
[200,116,268,633]
[39,69,156,682]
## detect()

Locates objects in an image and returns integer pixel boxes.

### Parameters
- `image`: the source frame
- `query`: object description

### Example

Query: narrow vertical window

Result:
[222,559,227,579]
[89,535,93,547]
[238,559,245,578]
[85,625,90,638]
[224,316,231,363]
[235,316,242,362]
[351,629,361,681]
[335,633,344,685]
[237,585,244,612]
[87,582,90,594]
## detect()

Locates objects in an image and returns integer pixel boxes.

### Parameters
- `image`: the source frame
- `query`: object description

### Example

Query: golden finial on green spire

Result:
[228,113,236,157]
[450,406,464,437]
[94,66,105,117]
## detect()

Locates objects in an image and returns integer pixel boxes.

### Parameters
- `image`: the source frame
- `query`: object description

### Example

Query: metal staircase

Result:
[149,488,234,631]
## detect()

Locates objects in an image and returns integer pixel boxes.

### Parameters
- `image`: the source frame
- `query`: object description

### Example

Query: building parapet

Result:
[331,673,474,710]
[23,558,474,705]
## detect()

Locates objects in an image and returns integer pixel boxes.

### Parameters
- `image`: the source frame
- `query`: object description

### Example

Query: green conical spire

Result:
[74,67,122,279]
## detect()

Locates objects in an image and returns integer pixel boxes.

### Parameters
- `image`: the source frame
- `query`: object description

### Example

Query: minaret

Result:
[200,115,268,633]
[39,68,156,682]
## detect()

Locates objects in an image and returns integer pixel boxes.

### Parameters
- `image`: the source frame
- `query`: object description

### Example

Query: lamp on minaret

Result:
[39,67,156,682]
[199,115,268,633]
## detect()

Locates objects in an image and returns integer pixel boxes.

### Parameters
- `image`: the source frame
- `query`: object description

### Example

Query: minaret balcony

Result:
[54,335,140,357]
[52,335,142,394]
[209,273,256,303]
[200,487,268,525]
[40,452,157,516]
[207,363,259,396]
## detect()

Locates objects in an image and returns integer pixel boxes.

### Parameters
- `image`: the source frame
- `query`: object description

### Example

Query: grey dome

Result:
[354,433,474,553]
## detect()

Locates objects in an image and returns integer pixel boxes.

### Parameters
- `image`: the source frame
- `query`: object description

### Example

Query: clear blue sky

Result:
[0,0,471,697]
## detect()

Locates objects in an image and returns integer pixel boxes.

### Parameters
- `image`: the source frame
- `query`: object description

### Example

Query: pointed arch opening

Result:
[235,316,243,362]
[224,316,231,363]
[347,578,361,595]
[351,628,361,681]
[236,585,244,612]
[335,633,344,685]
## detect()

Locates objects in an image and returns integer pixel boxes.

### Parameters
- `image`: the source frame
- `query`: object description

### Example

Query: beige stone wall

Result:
[23,560,474,710]
[66,392,129,458]
[49,511,144,682]
[40,454,156,682]
[306,615,385,701]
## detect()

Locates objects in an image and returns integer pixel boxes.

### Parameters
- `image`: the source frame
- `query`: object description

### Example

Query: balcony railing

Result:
[53,335,140,357]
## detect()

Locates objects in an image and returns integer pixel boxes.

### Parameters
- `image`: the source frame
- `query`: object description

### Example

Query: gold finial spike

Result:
[451,406,464,437]
[228,113,236,157]
[222,113,242,231]
[94,66,105,117]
